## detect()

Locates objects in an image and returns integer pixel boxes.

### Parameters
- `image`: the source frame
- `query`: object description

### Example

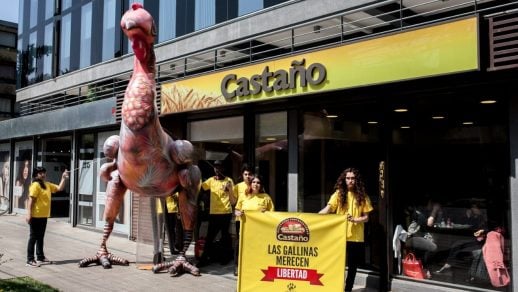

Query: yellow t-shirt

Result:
[235,192,274,221]
[201,176,234,214]
[29,181,58,218]
[233,181,249,203]
[327,190,373,242]
[157,193,178,214]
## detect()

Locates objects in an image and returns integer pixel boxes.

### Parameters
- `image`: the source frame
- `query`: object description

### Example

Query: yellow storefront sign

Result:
[161,17,478,115]
[237,211,347,292]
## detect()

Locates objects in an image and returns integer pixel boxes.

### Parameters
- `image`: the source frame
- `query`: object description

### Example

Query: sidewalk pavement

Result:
[0,214,235,292]
[0,214,374,292]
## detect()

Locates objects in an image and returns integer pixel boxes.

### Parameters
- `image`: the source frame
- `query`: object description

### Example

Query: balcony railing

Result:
[18,0,518,118]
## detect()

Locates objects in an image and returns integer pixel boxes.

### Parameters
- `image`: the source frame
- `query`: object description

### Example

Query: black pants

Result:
[165,211,183,254]
[235,221,241,265]
[27,217,48,262]
[345,241,364,291]
[202,213,233,263]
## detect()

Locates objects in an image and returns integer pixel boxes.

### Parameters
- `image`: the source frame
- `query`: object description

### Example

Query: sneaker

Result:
[37,257,53,265]
[26,260,41,267]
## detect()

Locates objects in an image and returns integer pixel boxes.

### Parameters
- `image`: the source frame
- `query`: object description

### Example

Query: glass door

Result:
[96,131,130,234]
[36,136,72,218]
[255,112,288,211]
[77,133,95,225]
[299,100,386,274]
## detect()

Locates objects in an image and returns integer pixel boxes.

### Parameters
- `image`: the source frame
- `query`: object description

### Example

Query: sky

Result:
[0,0,18,23]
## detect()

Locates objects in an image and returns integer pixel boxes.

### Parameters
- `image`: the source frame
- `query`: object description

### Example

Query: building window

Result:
[62,0,72,11]
[194,0,215,31]
[189,116,244,182]
[29,0,38,29]
[238,0,263,16]
[27,31,37,84]
[0,65,16,81]
[45,0,55,20]
[102,0,116,61]
[0,31,16,48]
[43,23,53,79]
[59,13,71,74]
[79,2,92,69]
[159,0,176,42]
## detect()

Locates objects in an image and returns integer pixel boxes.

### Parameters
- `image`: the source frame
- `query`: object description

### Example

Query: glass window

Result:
[29,0,38,28]
[18,0,24,36]
[390,94,509,289]
[102,0,116,61]
[238,0,262,16]
[79,2,92,68]
[159,0,176,42]
[59,13,71,74]
[0,144,10,202]
[0,31,16,48]
[43,23,53,79]
[194,0,215,31]
[62,0,72,11]
[13,141,33,212]
[45,0,55,20]
[17,38,22,88]
[189,117,244,176]
[255,112,288,211]
[27,31,37,83]
[0,64,15,80]
[78,133,95,226]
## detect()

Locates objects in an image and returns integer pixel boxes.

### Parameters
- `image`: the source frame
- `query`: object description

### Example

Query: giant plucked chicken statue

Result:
[79,3,202,276]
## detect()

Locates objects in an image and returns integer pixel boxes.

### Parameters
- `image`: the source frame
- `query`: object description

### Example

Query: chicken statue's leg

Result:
[152,165,201,276]
[79,169,130,268]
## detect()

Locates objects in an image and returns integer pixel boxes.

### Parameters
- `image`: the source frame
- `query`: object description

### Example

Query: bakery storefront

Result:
[160,17,513,291]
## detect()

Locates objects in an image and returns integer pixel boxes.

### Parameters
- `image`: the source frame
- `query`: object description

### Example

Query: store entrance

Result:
[36,136,72,218]
[299,99,388,283]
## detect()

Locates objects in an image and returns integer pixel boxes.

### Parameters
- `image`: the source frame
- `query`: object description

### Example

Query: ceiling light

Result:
[367,121,378,124]
[432,116,445,120]
[220,140,230,144]
[326,114,338,118]
[265,137,277,141]
[394,108,408,113]
[400,126,410,129]
[480,99,496,104]
[462,121,474,125]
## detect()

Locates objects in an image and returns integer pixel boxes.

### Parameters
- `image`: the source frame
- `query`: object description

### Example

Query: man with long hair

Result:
[319,167,373,292]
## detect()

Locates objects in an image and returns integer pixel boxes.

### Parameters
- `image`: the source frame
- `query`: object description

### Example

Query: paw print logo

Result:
[286,283,296,292]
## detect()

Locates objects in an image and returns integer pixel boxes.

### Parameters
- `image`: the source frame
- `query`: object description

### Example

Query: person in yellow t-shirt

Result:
[25,166,69,267]
[319,167,373,292]
[233,164,254,204]
[198,160,236,267]
[234,175,274,275]
[165,192,182,255]
[157,193,182,256]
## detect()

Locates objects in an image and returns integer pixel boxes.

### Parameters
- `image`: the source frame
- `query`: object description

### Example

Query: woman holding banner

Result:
[319,168,373,292]
[234,175,274,276]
